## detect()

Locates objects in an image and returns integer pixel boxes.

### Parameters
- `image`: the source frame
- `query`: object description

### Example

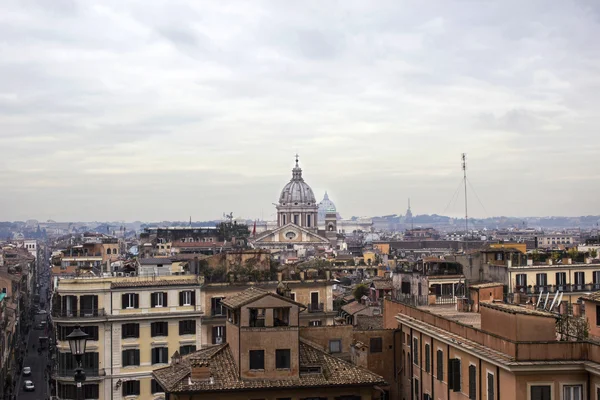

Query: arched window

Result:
[107,248,111,255]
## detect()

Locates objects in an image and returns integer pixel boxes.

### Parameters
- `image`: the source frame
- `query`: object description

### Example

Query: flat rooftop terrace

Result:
[417,304,481,328]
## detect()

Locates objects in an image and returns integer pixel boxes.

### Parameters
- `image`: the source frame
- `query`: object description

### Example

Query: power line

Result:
[442,178,464,216]
[467,178,490,218]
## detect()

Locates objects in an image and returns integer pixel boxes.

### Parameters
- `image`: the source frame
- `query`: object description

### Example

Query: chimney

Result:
[277,272,283,282]
[585,257,592,264]
[191,360,211,382]
[506,259,512,268]
[325,270,331,280]
[300,271,305,281]
[527,259,533,266]
[547,259,553,266]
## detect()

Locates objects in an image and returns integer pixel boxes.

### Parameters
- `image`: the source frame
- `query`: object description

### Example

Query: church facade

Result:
[251,157,339,252]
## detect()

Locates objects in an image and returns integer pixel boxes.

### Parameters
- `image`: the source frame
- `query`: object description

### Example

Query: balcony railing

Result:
[52,308,106,318]
[307,302,324,313]
[54,367,103,378]
[518,283,600,294]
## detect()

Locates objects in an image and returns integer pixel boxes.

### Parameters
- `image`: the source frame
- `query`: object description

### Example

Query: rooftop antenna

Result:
[462,153,469,246]
[409,198,413,230]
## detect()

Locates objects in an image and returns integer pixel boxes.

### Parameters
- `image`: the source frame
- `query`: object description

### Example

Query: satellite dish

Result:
[536,293,543,308]
[554,292,564,312]
[543,292,550,310]
[549,292,559,311]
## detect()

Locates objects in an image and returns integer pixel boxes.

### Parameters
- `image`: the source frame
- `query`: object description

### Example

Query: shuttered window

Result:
[413,338,419,365]
[530,385,551,400]
[469,365,476,399]
[122,349,140,367]
[179,290,196,306]
[179,320,196,335]
[121,293,139,309]
[448,358,461,392]
[151,292,168,308]
[487,372,494,400]
[436,350,443,381]
[425,344,430,373]
[151,322,169,337]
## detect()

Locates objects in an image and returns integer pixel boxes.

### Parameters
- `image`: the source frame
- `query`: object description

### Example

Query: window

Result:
[437,350,444,381]
[536,273,547,287]
[309,320,321,326]
[122,380,140,396]
[151,379,164,394]
[329,339,342,353]
[495,252,503,261]
[517,274,527,288]
[212,326,226,344]
[179,290,195,306]
[290,292,296,301]
[179,320,196,335]
[276,349,291,369]
[211,297,224,316]
[307,214,311,227]
[596,305,600,326]
[294,215,299,225]
[273,307,290,326]
[121,293,139,309]
[469,365,476,399]
[414,378,419,398]
[448,358,461,392]
[530,385,551,400]
[413,338,419,365]
[152,347,169,364]
[370,337,382,353]
[179,345,196,355]
[249,308,266,327]
[563,385,582,400]
[556,272,566,287]
[593,271,600,285]
[151,292,167,308]
[122,349,140,367]
[122,323,139,339]
[249,350,265,370]
[151,321,169,337]
[425,344,431,373]
[80,326,99,341]
[487,372,494,400]
[574,272,585,288]
[282,215,286,224]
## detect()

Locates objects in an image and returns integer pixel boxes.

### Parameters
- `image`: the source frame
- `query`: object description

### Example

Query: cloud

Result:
[1,0,599,221]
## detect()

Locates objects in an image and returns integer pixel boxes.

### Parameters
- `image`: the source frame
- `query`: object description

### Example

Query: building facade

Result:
[51,274,202,400]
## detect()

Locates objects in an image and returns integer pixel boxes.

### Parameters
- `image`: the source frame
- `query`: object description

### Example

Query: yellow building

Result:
[52,274,202,400]
[508,260,600,304]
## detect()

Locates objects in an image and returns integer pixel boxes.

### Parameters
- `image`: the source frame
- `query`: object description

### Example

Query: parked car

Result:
[22,366,31,376]
[23,380,34,391]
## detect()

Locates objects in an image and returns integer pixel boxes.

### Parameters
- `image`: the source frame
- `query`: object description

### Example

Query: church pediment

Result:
[253,223,330,245]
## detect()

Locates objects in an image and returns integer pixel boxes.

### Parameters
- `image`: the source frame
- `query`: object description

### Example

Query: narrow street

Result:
[17,248,51,400]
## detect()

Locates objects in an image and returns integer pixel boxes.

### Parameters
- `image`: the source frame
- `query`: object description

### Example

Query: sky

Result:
[1,0,600,222]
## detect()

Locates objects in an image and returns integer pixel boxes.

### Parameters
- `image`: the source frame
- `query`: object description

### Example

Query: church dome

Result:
[318,191,337,220]
[279,158,316,206]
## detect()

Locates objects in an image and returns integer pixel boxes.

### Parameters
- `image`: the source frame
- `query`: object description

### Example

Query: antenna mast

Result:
[462,153,469,243]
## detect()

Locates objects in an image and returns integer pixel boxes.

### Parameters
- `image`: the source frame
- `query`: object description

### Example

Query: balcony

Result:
[52,308,106,318]
[54,367,104,379]
[519,283,600,295]
[307,302,324,313]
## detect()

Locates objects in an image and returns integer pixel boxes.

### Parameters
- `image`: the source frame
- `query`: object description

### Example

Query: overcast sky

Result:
[1,0,599,222]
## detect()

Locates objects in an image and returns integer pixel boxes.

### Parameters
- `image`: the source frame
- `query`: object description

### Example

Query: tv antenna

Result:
[462,153,469,242]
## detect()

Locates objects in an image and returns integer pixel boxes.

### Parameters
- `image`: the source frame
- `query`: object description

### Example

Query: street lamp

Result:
[66,325,89,400]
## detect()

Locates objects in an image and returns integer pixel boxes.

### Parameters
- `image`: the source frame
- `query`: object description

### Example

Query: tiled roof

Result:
[341,301,368,315]
[153,340,385,394]
[371,279,392,290]
[480,302,557,318]
[580,292,600,303]
[110,279,199,289]
[172,241,226,248]
[220,287,269,309]
[469,282,504,289]
[355,315,384,330]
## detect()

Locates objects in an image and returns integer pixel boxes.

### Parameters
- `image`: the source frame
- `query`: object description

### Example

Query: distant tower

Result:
[405,198,413,228]
[325,206,338,246]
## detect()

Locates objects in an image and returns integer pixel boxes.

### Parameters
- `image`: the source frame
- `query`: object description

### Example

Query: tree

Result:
[353,284,369,301]
[591,249,598,259]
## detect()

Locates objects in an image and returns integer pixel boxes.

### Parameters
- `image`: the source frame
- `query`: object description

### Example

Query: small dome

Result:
[279,158,316,205]
[318,191,337,220]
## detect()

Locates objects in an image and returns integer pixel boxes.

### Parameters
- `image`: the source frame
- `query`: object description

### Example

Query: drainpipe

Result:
[496,365,500,399]
[419,331,423,400]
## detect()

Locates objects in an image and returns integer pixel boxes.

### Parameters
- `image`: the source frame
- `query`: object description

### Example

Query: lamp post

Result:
[66,325,88,400]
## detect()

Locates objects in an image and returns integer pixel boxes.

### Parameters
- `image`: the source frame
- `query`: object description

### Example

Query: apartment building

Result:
[537,234,579,249]
[153,287,386,399]
[200,277,336,346]
[51,274,202,400]
[508,259,600,304]
[385,297,600,400]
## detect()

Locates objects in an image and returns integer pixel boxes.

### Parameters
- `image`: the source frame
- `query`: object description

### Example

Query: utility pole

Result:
[462,153,469,252]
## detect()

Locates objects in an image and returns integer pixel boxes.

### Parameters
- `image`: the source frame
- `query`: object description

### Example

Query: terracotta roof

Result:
[172,241,226,248]
[371,279,392,290]
[581,292,600,303]
[341,301,368,315]
[153,340,385,393]
[342,294,355,303]
[355,315,384,330]
[110,279,199,289]
[480,302,557,318]
[469,282,504,289]
[220,287,306,310]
